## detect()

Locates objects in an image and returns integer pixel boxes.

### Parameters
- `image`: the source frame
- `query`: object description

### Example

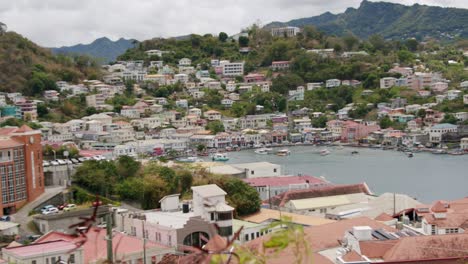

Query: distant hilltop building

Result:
[271,26,301,38]
[0,22,7,35]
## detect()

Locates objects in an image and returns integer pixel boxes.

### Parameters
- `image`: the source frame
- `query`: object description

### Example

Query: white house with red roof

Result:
[31,227,173,264]
[2,240,84,264]
[243,175,330,200]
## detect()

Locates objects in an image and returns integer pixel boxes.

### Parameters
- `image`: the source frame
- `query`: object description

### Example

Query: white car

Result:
[42,207,59,215]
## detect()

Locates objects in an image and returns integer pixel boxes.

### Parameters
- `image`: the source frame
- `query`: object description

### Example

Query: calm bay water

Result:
[219,146,468,203]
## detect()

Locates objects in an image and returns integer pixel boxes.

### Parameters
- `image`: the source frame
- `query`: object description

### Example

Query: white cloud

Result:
[0,0,466,47]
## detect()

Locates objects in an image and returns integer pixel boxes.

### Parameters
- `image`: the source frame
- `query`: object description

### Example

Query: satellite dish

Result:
[0,22,7,35]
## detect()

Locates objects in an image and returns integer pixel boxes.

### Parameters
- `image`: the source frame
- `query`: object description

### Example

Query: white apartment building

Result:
[221,61,244,76]
[429,123,458,144]
[326,79,341,88]
[174,73,189,84]
[271,26,300,37]
[380,77,397,89]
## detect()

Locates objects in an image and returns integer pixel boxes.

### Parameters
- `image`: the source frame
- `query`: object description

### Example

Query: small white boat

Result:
[255,148,273,155]
[276,149,291,156]
[212,153,229,161]
[320,149,331,156]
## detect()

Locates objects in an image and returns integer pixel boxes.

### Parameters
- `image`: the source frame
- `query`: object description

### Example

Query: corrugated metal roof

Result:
[288,194,351,210]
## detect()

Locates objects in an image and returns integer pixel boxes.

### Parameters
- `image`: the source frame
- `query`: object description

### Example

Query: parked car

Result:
[63,204,77,212]
[40,205,55,213]
[0,216,10,221]
[42,207,59,215]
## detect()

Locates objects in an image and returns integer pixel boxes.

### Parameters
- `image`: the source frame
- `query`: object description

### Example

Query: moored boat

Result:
[351,151,359,155]
[320,149,331,156]
[276,149,291,156]
[432,149,448,155]
[255,148,273,155]
[406,152,414,158]
[212,153,229,161]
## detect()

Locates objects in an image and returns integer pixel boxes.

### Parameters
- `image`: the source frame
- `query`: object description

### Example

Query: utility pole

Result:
[268,185,272,209]
[106,213,113,264]
[393,192,396,215]
[142,219,147,264]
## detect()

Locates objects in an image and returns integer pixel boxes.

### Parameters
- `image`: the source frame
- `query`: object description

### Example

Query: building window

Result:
[51,257,56,264]
[217,212,232,221]
[69,254,75,264]
[211,213,215,221]
[273,168,277,173]
[245,234,249,241]
[168,235,172,246]
[251,233,254,240]
[256,232,259,238]
[32,261,37,264]
[251,171,254,175]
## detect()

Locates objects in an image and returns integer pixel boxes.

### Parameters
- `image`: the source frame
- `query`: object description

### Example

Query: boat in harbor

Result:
[255,148,273,155]
[406,152,414,158]
[432,149,448,155]
[320,149,331,156]
[351,151,359,155]
[212,153,229,161]
[276,149,291,156]
[448,150,464,156]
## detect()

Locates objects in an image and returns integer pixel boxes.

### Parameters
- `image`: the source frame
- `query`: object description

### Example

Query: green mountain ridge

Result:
[51,37,136,63]
[265,0,468,40]
[0,31,100,95]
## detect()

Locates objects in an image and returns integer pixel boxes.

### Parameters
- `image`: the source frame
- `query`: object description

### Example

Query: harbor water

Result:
[219,146,468,203]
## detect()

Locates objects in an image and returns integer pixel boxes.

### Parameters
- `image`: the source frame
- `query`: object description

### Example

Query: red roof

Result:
[243,175,328,187]
[375,213,395,221]
[37,227,169,263]
[0,138,23,149]
[431,201,448,213]
[79,150,111,157]
[3,240,77,257]
[272,61,290,64]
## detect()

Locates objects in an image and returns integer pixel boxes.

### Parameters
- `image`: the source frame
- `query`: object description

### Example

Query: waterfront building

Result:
[429,123,458,145]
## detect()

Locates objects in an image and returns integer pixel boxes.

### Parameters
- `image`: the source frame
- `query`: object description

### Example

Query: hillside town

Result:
[0,1,467,263]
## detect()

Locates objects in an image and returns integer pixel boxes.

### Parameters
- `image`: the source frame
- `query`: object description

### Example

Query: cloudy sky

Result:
[0,0,466,47]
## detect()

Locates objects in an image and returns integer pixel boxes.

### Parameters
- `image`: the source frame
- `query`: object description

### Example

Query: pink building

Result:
[244,73,266,83]
[328,120,380,142]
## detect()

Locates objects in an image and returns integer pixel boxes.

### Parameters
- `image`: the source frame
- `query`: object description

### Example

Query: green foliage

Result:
[266,1,468,40]
[206,120,225,134]
[116,155,141,179]
[0,32,100,94]
[441,113,458,124]
[202,176,261,216]
[311,115,328,128]
[0,118,42,129]
[238,36,249,47]
[218,32,228,42]
[73,160,118,197]
[271,74,304,95]
[379,116,393,129]
[236,217,311,263]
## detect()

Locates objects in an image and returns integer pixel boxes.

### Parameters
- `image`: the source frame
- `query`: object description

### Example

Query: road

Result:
[11,186,66,235]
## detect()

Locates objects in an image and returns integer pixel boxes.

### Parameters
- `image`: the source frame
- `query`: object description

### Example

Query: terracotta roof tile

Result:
[243,175,328,187]
[359,240,398,258]
[383,234,468,262]
[375,213,394,221]
[432,201,448,213]
[342,250,365,262]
